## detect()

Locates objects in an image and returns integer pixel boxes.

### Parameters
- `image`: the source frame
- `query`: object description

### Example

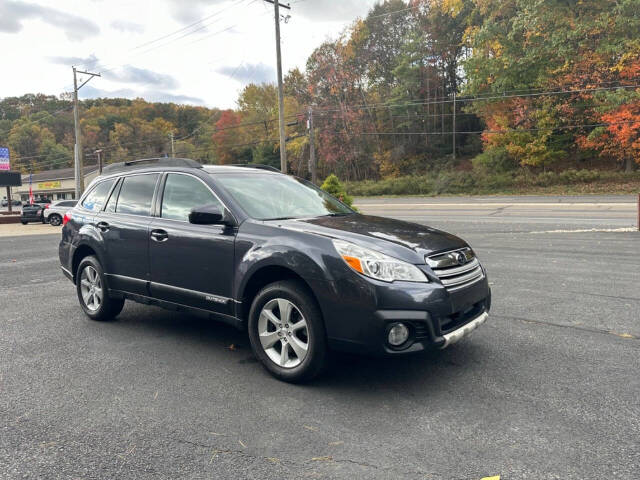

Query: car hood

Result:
[278,214,467,263]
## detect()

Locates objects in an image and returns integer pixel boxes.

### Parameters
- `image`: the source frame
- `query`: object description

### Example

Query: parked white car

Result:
[44,200,77,226]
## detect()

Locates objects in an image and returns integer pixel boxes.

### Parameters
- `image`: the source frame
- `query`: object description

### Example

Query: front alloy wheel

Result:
[258,298,309,368]
[248,280,327,383]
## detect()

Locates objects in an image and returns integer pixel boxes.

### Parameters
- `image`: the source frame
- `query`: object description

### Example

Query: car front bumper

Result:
[315,268,491,355]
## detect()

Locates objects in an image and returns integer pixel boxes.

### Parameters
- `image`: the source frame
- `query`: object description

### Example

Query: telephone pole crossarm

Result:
[263,0,290,9]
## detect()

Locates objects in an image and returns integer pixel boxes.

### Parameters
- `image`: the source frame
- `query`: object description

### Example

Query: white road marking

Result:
[529,227,636,234]
[356,202,634,208]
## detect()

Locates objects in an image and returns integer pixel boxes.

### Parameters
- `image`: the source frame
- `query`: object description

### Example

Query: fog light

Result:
[387,323,409,346]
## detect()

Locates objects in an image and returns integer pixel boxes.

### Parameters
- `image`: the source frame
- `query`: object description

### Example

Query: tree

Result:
[321,174,354,208]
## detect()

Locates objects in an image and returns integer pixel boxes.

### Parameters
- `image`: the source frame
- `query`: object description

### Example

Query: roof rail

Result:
[102,157,202,174]
[228,164,281,172]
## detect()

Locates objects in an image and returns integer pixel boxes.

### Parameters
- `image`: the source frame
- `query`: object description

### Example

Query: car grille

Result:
[426,247,484,292]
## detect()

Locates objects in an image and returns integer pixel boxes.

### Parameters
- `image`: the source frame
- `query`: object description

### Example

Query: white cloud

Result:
[80,85,205,105]
[0,0,381,109]
[0,0,100,40]
[103,66,179,89]
[215,63,275,84]
[110,20,145,34]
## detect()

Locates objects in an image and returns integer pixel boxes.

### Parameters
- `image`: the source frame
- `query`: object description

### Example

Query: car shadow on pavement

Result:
[110,302,489,392]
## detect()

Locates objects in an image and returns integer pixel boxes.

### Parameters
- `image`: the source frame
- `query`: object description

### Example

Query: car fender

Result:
[69,224,108,278]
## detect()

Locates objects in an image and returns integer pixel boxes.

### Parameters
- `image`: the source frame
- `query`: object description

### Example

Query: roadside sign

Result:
[0,147,9,171]
[38,181,62,189]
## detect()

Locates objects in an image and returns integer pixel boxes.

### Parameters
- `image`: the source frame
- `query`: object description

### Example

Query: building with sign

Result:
[12,166,100,202]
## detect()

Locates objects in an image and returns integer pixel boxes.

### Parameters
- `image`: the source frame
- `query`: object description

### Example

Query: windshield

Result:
[214,173,354,220]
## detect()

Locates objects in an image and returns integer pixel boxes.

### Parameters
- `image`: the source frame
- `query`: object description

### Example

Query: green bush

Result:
[471,147,519,174]
[321,174,355,208]
[557,169,601,184]
[341,168,627,197]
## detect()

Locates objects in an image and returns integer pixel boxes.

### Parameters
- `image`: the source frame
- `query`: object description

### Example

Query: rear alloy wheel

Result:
[248,280,327,383]
[49,214,62,226]
[80,265,102,312]
[76,255,125,321]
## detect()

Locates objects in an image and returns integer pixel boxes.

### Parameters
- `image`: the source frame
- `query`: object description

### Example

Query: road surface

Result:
[1,195,638,479]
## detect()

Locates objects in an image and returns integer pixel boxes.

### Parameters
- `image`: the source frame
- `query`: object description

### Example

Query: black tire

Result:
[49,214,62,226]
[76,255,125,321]
[20,220,27,225]
[248,280,327,383]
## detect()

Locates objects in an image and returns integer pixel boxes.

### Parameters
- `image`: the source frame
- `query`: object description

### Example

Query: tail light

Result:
[63,211,72,225]
[45,204,50,209]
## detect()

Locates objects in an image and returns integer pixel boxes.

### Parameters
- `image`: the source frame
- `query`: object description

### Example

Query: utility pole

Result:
[6,186,12,214]
[169,132,175,157]
[307,106,316,184]
[72,67,100,198]
[452,91,456,160]
[95,149,103,174]
[264,0,291,173]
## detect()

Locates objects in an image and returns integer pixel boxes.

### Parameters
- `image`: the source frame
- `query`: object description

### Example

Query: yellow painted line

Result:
[481,476,500,480]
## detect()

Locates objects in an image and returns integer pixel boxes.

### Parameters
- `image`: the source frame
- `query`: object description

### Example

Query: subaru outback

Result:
[59,158,490,382]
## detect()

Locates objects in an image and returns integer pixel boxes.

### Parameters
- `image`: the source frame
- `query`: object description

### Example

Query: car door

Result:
[149,172,236,316]
[95,173,160,296]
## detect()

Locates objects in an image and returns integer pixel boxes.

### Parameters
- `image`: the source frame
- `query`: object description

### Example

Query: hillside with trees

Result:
[1,0,639,193]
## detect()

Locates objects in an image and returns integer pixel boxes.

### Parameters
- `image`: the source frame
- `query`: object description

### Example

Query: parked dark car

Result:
[59,158,490,382]
[21,203,48,224]
[2,199,21,207]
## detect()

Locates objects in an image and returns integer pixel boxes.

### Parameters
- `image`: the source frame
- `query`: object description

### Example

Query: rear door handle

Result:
[150,229,169,242]
[96,221,110,232]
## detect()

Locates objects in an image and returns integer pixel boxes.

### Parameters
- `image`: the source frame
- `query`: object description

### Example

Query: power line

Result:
[356,120,640,136]
[312,82,640,113]
[132,0,248,52]
[78,0,250,74]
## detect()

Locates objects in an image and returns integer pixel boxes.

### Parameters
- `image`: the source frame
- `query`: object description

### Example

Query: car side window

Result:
[116,174,159,216]
[161,174,221,221]
[81,179,115,212]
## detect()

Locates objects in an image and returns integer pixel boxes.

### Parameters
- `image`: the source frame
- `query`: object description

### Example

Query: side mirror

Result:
[189,204,234,226]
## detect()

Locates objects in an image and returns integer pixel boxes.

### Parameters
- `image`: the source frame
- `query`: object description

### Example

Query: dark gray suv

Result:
[59,158,490,382]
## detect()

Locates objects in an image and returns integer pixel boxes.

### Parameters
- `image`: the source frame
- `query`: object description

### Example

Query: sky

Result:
[0,0,379,109]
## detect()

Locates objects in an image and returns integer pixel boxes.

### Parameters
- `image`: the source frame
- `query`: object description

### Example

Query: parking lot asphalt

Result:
[1,195,638,479]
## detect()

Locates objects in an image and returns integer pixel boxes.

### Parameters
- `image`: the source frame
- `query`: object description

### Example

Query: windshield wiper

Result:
[322,212,354,217]
[265,216,297,221]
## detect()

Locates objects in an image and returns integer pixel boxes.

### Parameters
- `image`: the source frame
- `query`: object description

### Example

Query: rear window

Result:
[81,180,115,212]
[115,174,159,216]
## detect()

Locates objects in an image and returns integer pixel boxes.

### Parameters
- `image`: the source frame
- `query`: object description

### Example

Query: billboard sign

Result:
[0,147,9,171]
[37,181,62,189]
[0,171,21,187]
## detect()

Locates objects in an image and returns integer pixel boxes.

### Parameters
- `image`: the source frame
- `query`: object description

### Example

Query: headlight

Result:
[332,239,427,283]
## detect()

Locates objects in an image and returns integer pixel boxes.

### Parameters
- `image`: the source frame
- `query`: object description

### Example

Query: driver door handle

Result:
[96,221,110,232]
[150,229,169,242]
